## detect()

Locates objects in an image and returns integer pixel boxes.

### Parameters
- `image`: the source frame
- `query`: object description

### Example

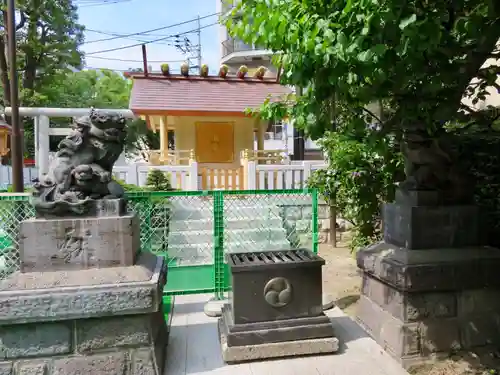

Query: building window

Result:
[266,120,284,140]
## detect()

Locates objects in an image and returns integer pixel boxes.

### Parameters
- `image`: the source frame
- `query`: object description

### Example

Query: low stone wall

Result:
[280,202,331,246]
[0,252,168,375]
[0,311,167,374]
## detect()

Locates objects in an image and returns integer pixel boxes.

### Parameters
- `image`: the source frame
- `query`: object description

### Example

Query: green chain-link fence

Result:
[0,189,318,298]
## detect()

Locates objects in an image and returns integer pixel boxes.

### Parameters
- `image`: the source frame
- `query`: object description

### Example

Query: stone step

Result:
[170,206,282,221]
[167,239,292,263]
[168,227,289,246]
[169,216,283,232]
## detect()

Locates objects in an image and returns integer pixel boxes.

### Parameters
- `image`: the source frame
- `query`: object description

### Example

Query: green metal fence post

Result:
[213,190,225,300]
[311,188,319,254]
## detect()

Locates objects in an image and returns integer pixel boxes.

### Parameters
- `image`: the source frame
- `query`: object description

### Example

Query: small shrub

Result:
[145,169,172,191]
[113,178,143,192]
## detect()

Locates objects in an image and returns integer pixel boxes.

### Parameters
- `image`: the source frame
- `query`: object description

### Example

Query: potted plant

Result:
[160,63,170,76]
[180,62,189,77]
[237,65,248,78]
[200,64,209,77]
[219,64,229,78]
[254,66,267,79]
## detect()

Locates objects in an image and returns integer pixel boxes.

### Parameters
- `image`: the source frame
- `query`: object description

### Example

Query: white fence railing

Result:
[0,166,39,189]
[0,161,327,191]
[253,162,326,190]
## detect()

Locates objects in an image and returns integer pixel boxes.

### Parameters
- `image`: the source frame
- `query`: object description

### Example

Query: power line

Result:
[86,56,186,63]
[85,30,177,45]
[86,28,182,39]
[85,22,218,55]
[84,67,130,72]
[85,67,185,73]
[77,0,132,8]
[83,12,219,44]
[76,0,131,9]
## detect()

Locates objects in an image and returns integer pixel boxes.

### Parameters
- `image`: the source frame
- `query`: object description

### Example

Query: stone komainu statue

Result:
[31,110,128,216]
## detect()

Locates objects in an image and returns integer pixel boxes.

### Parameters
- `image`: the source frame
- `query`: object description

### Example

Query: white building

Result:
[216,0,323,160]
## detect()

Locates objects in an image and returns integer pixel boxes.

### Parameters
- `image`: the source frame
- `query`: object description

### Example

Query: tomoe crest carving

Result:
[263,277,293,308]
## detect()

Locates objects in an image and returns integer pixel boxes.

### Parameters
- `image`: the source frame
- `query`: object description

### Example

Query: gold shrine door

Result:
[195,122,243,190]
[195,122,234,163]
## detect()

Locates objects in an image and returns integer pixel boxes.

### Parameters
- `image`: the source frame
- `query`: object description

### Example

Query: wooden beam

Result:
[5,107,135,118]
[132,109,252,117]
[147,115,156,133]
[256,118,265,152]
[159,116,168,163]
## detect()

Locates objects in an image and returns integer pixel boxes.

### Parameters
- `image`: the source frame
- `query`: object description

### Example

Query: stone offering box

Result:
[0,199,168,375]
[218,249,339,363]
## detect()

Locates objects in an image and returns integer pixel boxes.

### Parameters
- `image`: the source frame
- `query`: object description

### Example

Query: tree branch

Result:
[361,107,383,124]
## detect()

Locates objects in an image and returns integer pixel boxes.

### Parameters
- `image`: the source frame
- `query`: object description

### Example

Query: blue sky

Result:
[78,0,220,73]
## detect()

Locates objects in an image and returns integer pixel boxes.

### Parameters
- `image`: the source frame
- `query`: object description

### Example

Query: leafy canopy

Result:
[227,0,500,248]
[227,0,500,137]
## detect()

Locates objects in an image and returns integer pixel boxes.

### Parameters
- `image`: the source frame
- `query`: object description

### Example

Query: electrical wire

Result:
[85,56,186,63]
[77,0,132,8]
[86,28,185,39]
[85,22,218,55]
[85,67,184,73]
[84,30,175,45]
[83,12,219,44]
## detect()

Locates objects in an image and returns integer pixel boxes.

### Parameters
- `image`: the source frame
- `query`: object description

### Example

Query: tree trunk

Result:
[329,202,337,247]
[0,36,11,107]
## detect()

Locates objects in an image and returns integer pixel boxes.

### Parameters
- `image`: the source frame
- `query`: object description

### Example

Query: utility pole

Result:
[196,15,202,70]
[292,86,305,161]
[180,16,202,72]
[7,0,24,191]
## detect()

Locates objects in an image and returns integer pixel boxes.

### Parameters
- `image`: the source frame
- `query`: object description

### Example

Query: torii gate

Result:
[3,107,135,178]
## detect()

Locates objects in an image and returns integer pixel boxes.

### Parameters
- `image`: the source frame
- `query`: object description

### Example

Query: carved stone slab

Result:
[19,214,140,272]
[383,203,480,249]
[0,253,167,375]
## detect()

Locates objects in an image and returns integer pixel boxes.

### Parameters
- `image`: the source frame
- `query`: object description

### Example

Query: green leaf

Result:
[337,31,348,46]
[371,44,387,56]
[343,0,353,15]
[399,14,417,30]
[357,50,374,62]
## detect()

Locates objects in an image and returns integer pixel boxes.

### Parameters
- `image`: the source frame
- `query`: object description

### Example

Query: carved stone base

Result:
[383,203,480,249]
[19,213,140,272]
[357,242,500,368]
[218,304,338,363]
[0,252,167,375]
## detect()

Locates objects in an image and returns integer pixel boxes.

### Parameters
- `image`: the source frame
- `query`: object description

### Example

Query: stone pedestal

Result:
[357,194,500,368]
[0,199,168,375]
[219,250,339,363]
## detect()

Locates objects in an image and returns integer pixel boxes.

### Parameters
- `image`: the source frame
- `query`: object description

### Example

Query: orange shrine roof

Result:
[127,73,292,115]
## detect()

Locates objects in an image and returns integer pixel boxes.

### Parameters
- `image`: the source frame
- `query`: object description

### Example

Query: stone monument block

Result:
[357,199,500,368]
[0,111,169,375]
[383,203,480,249]
[219,249,338,363]
[0,252,168,375]
[19,213,140,272]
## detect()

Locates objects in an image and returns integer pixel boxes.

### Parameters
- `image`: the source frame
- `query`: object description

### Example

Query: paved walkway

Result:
[164,294,409,375]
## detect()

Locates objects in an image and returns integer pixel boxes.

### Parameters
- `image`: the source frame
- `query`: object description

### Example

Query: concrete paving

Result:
[164,294,409,375]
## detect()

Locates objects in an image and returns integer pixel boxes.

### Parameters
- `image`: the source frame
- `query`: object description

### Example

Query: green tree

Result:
[0,0,84,107]
[39,69,132,109]
[39,69,160,159]
[0,0,83,162]
[227,0,500,247]
[145,169,171,191]
[228,0,500,135]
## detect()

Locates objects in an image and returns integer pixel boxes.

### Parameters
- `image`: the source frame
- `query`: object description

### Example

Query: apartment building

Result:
[216,0,323,160]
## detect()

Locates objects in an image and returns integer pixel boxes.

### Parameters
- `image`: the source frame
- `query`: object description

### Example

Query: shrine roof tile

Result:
[128,74,292,115]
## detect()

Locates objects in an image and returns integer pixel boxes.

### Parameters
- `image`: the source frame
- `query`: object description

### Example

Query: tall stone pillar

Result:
[357,189,500,368]
[0,111,168,375]
[0,200,168,375]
